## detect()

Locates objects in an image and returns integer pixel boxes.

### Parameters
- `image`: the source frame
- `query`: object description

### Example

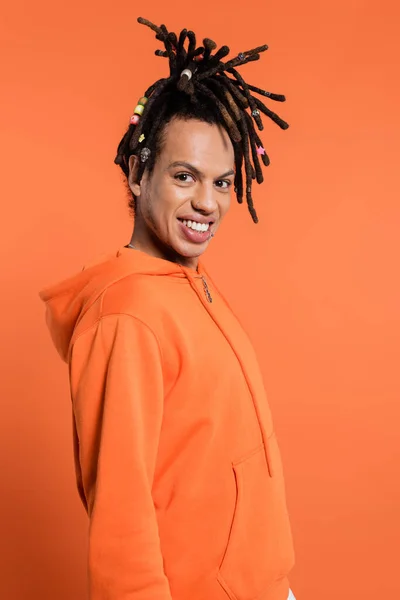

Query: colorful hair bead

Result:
[129,96,148,125]
[138,134,145,143]
[134,104,145,116]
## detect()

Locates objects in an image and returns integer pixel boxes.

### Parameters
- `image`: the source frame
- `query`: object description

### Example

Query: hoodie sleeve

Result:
[69,313,172,600]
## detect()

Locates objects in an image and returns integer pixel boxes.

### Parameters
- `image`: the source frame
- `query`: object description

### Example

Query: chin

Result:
[172,239,209,258]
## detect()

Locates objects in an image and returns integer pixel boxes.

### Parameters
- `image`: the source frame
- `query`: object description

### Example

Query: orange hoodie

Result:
[39,246,295,600]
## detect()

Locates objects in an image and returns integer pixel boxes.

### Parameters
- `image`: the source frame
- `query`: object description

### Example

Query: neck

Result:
[128,227,199,271]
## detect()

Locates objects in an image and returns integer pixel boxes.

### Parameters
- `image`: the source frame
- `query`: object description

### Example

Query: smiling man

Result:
[40,17,295,600]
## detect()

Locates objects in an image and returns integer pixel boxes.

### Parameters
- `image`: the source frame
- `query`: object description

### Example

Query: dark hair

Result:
[114,17,289,223]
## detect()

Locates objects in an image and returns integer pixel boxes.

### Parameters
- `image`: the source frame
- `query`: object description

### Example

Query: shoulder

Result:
[74,271,179,343]
[99,272,171,319]
[70,277,180,383]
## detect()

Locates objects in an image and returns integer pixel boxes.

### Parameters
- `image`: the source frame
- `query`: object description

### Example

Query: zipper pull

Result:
[201,275,213,303]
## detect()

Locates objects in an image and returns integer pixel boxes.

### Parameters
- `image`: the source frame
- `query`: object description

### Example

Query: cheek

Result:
[219,193,232,218]
[165,181,189,204]
[141,177,163,217]
[139,182,160,230]
[142,180,181,229]
[157,183,188,219]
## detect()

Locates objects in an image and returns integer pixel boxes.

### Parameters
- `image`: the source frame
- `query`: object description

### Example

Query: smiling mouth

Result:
[178,219,211,233]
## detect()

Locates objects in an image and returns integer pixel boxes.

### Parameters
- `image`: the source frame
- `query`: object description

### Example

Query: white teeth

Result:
[182,220,210,232]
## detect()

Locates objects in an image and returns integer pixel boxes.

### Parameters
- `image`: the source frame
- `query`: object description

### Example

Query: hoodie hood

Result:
[39,246,202,362]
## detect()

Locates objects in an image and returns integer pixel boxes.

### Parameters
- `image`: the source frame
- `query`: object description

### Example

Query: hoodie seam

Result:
[69,312,165,367]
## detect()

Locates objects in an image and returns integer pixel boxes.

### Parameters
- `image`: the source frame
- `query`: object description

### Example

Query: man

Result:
[40,17,295,600]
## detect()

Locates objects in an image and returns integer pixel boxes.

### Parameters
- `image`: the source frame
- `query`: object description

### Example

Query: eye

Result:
[215,179,232,190]
[174,172,195,183]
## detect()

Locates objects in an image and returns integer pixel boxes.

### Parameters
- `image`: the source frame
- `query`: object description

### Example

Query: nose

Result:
[191,183,218,215]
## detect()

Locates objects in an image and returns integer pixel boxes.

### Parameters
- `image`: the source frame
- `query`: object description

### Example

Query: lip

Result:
[178,219,213,244]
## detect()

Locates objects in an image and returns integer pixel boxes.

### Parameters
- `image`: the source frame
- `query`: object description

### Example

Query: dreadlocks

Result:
[114,17,288,224]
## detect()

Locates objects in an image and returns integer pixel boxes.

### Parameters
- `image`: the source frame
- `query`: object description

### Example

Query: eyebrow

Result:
[168,161,235,179]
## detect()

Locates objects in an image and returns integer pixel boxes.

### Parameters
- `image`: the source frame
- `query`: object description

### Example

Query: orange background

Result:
[1,1,399,599]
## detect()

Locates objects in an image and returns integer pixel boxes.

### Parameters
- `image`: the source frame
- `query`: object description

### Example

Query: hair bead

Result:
[140,147,151,162]
[180,68,193,80]
[134,104,145,116]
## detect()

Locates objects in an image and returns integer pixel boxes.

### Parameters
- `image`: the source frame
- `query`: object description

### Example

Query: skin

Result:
[128,117,235,270]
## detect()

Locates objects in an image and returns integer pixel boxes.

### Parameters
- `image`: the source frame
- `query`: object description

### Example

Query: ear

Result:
[128,154,142,196]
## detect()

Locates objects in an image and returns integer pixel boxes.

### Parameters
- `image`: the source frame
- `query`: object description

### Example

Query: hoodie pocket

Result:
[218,435,294,600]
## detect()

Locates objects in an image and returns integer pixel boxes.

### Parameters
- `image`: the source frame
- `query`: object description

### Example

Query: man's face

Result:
[129,117,235,269]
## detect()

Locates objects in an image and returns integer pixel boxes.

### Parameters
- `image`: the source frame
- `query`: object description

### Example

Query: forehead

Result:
[159,117,234,171]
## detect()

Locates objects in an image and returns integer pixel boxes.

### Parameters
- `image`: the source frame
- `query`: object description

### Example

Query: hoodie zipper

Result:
[201,275,213,303]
